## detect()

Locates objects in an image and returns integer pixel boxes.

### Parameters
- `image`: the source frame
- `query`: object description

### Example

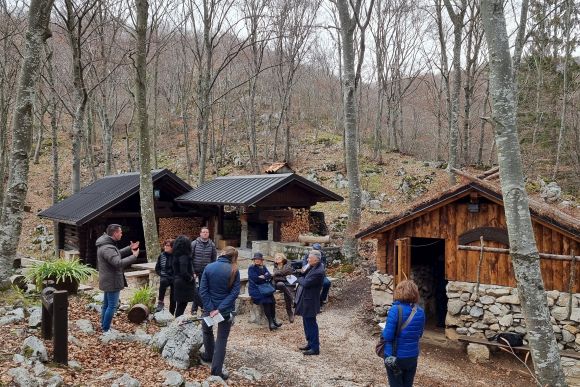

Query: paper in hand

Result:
[286,275,297,285]
[203,312,225,327]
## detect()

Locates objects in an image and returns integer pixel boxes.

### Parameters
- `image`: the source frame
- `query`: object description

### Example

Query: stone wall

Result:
[445,281,580,351]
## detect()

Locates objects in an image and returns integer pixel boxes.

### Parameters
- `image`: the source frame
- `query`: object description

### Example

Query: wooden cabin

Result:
[357,179,579,323]
[38,169,215,266]
[175,173,343,250]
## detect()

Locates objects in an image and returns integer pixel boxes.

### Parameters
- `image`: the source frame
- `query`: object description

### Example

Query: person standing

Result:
[172,235,195,317]
[199,246,241,381]
[96,224,139,332]
[301,243,331,305]
[248,252,281,331]
[154,239,175,314]
[272,252,295,323]
[191,227,217,314]
[382,280,425,387]
[295,250,325,355]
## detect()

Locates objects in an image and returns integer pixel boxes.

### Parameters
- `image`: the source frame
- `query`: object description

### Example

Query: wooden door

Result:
[395,237,411,285]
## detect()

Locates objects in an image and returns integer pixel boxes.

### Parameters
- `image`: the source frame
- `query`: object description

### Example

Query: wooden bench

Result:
[458,335,580,360]
[124,270,151,288]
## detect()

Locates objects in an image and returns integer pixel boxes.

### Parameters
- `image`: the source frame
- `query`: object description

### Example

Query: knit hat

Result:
[252,252,264,260]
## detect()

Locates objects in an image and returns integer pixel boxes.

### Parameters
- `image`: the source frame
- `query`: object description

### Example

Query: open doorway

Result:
[410,237,447,328]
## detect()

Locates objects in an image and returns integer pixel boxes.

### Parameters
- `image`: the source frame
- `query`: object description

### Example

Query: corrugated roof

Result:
[38,169,192,225]
[175,173,343,206]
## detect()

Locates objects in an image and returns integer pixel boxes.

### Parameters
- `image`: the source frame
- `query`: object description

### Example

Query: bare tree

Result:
[0,0,55,288]
[443,0,466,184]
[270,0,320,162]
[54,0,98,194]
[134,0,159,260]
[334,0,374,263]
[481,0,566,384]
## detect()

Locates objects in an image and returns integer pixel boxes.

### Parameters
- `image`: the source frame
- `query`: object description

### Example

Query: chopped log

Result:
[127,304,149,324]
[298,234,331,245]
[10,275,27,290]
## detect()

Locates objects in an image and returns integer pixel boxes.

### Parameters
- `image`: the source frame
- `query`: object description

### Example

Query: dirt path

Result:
[225,274,534,386]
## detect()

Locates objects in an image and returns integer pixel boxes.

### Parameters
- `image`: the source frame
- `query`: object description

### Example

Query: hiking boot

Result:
[298,344,310,351]
[154,302,164,313]
[287,310,295,323]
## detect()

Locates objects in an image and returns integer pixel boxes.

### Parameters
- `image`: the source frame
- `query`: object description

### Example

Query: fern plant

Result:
[129,285,156,311]
[26,258,97,291]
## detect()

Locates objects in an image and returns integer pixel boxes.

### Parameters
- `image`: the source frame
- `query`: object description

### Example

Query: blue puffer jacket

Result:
[382,301,425,359]
[199,256,240,316]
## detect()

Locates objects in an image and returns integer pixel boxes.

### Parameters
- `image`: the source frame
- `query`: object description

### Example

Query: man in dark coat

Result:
[96,224,139,332]
[301,243,331,305]
[295,249,325,355]
[191,227,217,313]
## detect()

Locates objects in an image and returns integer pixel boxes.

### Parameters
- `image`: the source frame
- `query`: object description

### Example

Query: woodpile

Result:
[158,217,204,246]
[280,209,310,242]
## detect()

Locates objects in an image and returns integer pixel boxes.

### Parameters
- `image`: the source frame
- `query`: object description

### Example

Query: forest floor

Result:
[0,271,535,386]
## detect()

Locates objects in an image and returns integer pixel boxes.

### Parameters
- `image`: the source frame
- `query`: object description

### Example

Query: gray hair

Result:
[308,250,322,261]
[106,224,121,236]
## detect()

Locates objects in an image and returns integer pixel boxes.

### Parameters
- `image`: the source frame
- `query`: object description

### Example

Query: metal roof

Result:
[38,169,192,226]
[175,173,343,206]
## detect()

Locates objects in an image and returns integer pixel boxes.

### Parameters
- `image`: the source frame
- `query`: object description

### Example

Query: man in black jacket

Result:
[191,227,217,314]
[295,250,325,355]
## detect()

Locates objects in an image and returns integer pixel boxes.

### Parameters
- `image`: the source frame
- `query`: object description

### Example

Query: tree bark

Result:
[0,0,55,288]
[481,0,567,385]
[135,0,159,261]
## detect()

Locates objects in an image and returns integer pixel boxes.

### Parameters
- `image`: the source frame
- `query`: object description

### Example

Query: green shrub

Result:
[26,258,97,290]
[129,285,156,311]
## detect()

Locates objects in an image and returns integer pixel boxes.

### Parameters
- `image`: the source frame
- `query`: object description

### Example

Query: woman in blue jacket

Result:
[199,246,240,380]
[248,252,281,331]
[382,280,425,387]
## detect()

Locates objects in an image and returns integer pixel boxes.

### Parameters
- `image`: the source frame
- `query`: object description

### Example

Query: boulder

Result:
[112,373,141,387]
[160,316,204,369]
[496,295,520,305]
[22,336,48,362]
[236,366,263,381]
[27,308,42,329]
[371,288,393,307]
[448,300,465,316]
[479,296,495,305]
[68,360,82,371]
[499,314,513,327]
[467,343,490,364]
[45,375,64,387]
[469,307,484,318]
[8,367,38,387]
[162,370,184,387]
[0,307,25,326]
[154,310,175,327]
[552,307,580,322]
[540,181,561,203]
[32,361,46,377]
[485,288,511,297]
[563,330,576,343]
[557,294,580,308]
[205,375,227,386]
[75,319,94,334]
[482,312,498,325]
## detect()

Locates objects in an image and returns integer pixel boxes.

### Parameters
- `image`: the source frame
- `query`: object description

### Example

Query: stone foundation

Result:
[371,272,580,382]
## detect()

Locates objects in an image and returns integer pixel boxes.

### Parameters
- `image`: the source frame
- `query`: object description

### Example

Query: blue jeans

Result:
[101,291,120,332]
[320,277,331,303]
[386,356,418,387]
[303,316,320,352]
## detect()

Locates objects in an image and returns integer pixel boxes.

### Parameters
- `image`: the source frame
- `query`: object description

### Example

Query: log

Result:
[127,304,149,324]
[10,275,27,290]
[298,234,330,244]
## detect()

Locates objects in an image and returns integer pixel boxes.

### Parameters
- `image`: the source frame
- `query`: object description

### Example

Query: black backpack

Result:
[492,332,524,347]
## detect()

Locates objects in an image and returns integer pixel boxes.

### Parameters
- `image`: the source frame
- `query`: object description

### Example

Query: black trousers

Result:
[386,357,418,387]
[202,313,233,377]
[158,277,176,315]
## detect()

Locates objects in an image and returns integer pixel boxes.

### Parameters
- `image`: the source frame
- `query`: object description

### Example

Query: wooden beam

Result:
[458,244,578,261]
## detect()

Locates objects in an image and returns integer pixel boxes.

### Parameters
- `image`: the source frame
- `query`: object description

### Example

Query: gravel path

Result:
[225,274,534,386]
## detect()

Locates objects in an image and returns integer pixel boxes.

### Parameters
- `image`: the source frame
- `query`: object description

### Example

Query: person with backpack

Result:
[191,227,217,314]
[381,280,425,387]
[199,246,240,381]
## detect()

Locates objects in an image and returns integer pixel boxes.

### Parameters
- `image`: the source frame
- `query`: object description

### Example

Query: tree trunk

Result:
[443,0,466,184]
[135,0,159,261]
[47,43,60,257]
[552,0,572,180]
[481,1,567,385]
[336,0,363,263]
[0,0,55,289]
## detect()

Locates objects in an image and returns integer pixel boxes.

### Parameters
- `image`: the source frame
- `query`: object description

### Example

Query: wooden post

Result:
[267,220,274,241]
[240,214,248,249]
[395,237,411,285]
[41,287,54,340]
[52,290,68,365]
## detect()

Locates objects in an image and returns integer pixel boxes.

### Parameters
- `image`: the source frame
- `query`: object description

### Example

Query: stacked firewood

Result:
[280,208,310,242]
[158,217,204,246]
